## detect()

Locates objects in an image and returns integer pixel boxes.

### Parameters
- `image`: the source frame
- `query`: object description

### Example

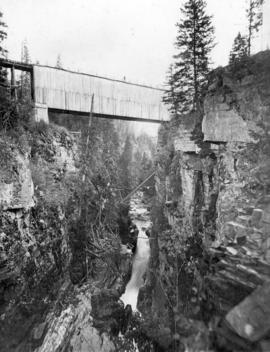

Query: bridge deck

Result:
[0,59,170,122]
[34,65,169,122]
[0,58,33,72]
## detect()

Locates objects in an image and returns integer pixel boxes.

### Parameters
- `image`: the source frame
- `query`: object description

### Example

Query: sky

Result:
[0,0,252,88]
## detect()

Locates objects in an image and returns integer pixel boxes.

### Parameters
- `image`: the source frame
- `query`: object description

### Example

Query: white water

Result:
[121,193,151,311]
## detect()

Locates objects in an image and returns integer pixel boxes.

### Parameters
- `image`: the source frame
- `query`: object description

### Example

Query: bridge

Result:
[0,59,170,123]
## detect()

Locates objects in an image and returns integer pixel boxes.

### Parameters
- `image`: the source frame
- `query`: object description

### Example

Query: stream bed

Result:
[121,192,151,310]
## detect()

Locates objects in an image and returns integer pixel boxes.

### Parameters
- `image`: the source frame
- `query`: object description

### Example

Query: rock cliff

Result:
[0,122,132,351]
[138,51,270,352]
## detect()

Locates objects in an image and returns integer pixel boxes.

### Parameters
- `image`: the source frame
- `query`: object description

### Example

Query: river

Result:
[120,192,151,311]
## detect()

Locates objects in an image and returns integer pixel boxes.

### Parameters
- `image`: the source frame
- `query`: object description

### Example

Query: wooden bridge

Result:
[0,59,170,123]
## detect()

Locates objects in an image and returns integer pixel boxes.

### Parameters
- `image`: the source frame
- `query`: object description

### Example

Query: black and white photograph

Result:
[0,1,270,351]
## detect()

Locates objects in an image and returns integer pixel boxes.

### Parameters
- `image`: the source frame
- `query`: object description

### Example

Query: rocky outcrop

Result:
[0,143,34,210]
[226,281,270,342]
[35,285,115,352]
[34,249,132,352]
[0,123,132,352]
[0,125,77,351]
[139,51,270,351]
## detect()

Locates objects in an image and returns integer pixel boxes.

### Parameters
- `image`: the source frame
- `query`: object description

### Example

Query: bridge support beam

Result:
[34,103,49,123]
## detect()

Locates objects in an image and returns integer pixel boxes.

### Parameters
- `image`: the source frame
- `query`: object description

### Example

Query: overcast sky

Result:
[0,0,251,87]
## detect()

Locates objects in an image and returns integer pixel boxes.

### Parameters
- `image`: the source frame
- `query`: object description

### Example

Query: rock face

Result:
[35,286,115,352]
[226,281,270,342]
[138,51,270,351]
[0,145,34,210]
[202,100,251,142]
[0,124,131,352]
[0,125,76,351]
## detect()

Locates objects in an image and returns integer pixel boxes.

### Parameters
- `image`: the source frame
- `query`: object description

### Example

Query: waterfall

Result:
[121,192,151,310]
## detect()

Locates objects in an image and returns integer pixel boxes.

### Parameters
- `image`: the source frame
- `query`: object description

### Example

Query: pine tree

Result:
[21,39,31,64]
[163,0,214,115]
[20,40,31,97]
[119,135,133,197]
[229,32,248,64]
[246,0,264,55]
[0,11,9,129]
[0,11,7,58]
[163,64,184,115]
[56,54,63,68]
[0,11,7,86]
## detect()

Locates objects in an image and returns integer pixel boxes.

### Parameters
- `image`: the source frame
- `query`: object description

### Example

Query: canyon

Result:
[0,50,270,352]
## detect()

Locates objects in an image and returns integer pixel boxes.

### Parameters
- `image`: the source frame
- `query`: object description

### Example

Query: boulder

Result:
[226,281,270,342]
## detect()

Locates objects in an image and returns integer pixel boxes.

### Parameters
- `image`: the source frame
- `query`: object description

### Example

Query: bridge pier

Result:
[34,103,49,123]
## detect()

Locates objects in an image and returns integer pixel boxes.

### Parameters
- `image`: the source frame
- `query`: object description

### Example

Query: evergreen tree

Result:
[163,64,183,116]
[78,115,122,229]
[0,11,7,87]
[0,15,31,130]
[229,32,248,64]
[21,39,31,64]
[20,40,31,97]
[246,0,264,55]
[0,11,7,59]
[163,0,214,115]
[0,11,10,130]
[56,54,63,68]
[119,135,133,197]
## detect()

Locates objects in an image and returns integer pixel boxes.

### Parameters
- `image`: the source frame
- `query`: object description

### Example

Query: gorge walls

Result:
[138,50,270,352]
[0,120,132,352]
[0,125,76,350]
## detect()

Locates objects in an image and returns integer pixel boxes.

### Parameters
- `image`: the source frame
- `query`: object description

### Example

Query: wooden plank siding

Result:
[33,65,170,122]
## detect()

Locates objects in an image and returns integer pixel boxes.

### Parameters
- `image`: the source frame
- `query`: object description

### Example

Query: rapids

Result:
[121,192,151,310]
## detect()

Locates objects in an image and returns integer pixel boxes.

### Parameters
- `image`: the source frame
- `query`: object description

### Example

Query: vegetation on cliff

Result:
[0,54,157,350]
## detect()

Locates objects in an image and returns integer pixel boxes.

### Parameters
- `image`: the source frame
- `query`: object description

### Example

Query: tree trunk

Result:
[193,7,198,110]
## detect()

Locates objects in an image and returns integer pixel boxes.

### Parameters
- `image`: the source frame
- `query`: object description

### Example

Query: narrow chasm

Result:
[1,51,270,352]
[0,105,158,351]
